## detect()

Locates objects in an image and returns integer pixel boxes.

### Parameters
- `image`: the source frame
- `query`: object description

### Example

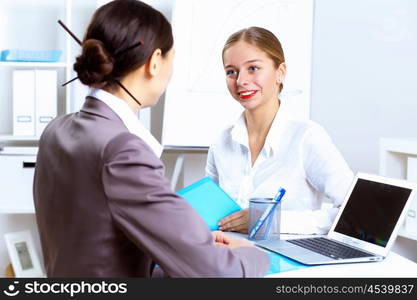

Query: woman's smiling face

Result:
[223,40,284,111]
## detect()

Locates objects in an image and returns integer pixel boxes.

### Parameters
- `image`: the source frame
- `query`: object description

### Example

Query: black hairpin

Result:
[57,20,143,106]
[61,76,78,87]
[114,40,144,57]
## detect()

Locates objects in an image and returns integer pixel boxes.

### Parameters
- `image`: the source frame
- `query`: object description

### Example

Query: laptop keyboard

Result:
[287,237,373,260]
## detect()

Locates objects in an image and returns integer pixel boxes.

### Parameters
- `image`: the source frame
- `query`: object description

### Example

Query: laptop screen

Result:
[334,178,412,247]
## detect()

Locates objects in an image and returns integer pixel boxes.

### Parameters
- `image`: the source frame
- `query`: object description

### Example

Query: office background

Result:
[1,0,417,274]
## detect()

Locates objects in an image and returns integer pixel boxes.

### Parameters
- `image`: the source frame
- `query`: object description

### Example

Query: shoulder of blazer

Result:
[102,131,160,166]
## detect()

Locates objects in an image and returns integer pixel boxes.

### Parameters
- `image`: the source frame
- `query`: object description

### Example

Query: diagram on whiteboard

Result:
[187,0,301,94]
[163,0,313,147]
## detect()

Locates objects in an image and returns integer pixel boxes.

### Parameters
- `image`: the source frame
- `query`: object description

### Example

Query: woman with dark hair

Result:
[34,0,268,277]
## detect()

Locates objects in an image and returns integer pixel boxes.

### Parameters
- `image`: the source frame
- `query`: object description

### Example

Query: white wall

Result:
[311,0,417,174]
[310,0,417,261]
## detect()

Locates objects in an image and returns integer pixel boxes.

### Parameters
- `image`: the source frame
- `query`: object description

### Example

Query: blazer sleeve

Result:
[101,132,269,277]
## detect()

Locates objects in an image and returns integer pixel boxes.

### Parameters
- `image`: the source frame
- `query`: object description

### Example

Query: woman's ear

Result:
[276,62,287,83]
[146,48,163,77]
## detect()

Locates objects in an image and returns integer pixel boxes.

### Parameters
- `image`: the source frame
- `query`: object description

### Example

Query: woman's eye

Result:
[226,70,237,76]
[249,66,259,72]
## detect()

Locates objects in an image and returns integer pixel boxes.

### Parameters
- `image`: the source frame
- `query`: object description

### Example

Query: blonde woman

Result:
[206,27,354,235]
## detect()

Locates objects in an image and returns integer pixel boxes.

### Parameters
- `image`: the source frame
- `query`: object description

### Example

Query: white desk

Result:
[227,232,417,277]
[269,251,417,278]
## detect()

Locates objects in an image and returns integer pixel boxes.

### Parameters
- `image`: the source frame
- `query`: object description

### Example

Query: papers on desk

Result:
[177,177,241,231]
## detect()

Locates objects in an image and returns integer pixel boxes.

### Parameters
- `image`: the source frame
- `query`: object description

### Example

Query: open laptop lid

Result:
[328,172,417,257]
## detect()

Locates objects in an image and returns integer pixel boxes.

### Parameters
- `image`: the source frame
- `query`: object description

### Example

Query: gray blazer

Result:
[33,97,269,277]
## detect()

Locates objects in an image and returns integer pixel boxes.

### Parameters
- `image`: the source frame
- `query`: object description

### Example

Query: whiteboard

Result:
[162,0,314,148]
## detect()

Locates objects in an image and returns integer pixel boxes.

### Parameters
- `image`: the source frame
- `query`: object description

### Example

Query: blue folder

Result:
[177,177,241,231]
[0,49,62,62]
[177,177,308,275]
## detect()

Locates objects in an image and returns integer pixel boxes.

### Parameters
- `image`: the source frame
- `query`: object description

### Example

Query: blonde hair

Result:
[222,27,285,92]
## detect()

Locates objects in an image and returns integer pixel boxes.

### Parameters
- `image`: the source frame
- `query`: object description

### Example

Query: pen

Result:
[248,187,286,239]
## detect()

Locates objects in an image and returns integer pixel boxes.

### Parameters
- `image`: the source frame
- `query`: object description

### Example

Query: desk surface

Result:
[227,232,417,277]
[268,251,417,278]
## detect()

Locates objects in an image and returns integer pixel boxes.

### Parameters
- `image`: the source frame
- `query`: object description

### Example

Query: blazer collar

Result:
[81,96,120,121]
[81,89,163,158]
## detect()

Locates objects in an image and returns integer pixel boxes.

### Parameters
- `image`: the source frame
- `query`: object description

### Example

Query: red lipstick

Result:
[238,90,258,99]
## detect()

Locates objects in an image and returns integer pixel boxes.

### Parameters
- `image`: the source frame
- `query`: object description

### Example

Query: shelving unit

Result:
[0,0,71,215]
[0,0,152,216]
[0,0,70,143]
[0,147,38,215]
[0,207,35,214]
[398,229,417,241]
[0,0,98,214]
[0,136,41,142]
[0,62,67,68]
[380,138,417,242]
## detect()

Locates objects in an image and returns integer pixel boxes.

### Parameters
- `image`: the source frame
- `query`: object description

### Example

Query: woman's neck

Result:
[108,83,143,114]
[245,98,280,138]
[107,66,149,114]
[245,98,280,166]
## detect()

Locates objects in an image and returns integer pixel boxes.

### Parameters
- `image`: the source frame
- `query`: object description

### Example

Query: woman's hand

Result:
[211,230,231,245]
[211,230,252,249]
[218,208,249,233]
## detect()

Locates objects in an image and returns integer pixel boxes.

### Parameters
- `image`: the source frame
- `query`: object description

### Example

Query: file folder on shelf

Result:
[1,49,62,62]
[177,177,241,231]
[35,70,57,137]
[13,70,36,136]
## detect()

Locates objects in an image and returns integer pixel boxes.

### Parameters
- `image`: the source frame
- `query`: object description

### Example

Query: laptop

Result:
[256,172,417,265]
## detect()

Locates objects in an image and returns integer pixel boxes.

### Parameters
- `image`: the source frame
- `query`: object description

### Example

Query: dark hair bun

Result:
[73,39,114,87]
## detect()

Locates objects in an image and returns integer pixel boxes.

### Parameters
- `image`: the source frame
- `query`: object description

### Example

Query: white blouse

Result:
[205,101,354,234]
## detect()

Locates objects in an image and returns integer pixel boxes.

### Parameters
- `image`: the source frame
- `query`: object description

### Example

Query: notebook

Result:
[256,172,417,265]
[177,177,241,231]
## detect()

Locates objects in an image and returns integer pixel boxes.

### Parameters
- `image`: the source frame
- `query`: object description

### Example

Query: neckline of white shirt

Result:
[231,100,288,156]
[88,88,163,158]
